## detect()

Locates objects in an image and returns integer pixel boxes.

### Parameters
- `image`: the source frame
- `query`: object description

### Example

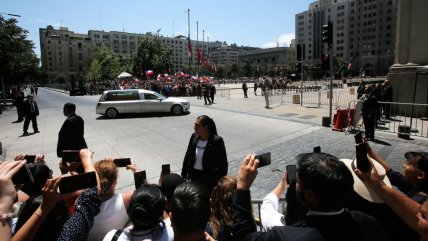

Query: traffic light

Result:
[295,63,302,73]
[296,44,305,61]
[322,22,333,46]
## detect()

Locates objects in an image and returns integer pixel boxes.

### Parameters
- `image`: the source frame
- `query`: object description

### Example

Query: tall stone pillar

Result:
[388,0,428,115]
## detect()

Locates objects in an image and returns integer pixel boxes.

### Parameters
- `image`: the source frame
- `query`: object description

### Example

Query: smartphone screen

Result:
[255,152,271,168]
[113,158,131,167]
[313,146,321,153]
[286,165,297,184]
[62,150,81,162]
[12,164,35,185]
[354,131,364,145]
[134,170,147,190]
[354,132,370,172]
[25,155,36,163]
[59,171,97,194]
[162,164,171,175]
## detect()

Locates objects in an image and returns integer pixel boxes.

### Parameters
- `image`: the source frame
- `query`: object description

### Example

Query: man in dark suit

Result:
[381,79,393,119]
[242,82,248,98]
[233,152,388,241]
[22,94,39,135]
[209,83,216,104]
[57,102,87,157]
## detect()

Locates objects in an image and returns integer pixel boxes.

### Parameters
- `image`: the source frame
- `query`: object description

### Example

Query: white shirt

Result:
[260,193,285,230]
[102,218,174,241]
[88,193,129,241]
[194,140,208,170]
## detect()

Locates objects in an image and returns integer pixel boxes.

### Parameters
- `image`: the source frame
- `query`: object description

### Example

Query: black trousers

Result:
[204,94,211,104]
[363,114,375,139]
[243,89,248,97]
[23,114,38,133]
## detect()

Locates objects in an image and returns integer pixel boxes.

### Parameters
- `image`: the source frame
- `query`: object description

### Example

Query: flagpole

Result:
[202,30,205,76]
[196,21,199,77]
[187,9,191,74]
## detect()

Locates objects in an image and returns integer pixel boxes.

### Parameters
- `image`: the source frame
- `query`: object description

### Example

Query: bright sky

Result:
[2,0,314,57]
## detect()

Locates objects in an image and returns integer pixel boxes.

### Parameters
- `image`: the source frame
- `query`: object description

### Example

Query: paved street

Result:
[1,86,427,199]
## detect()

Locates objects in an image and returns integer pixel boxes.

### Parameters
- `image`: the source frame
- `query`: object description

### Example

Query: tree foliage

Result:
[0,16,39,84]
[132,37,172,78]
[86,48,133,81]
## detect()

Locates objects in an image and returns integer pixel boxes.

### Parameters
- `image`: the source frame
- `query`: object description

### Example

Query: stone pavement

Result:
[195,84,428,200]
[1,85,427,201]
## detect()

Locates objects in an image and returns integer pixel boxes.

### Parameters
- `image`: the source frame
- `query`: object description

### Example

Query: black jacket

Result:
[181,133,228,191]
[233,190,388,241]
[23,100,39,117]
[57,114,87,157]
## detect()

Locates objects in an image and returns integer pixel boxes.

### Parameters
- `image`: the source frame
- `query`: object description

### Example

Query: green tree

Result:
[132,36,172,78]
[0,16,39,85]
[243,61,253,77]
[89,48,121,80]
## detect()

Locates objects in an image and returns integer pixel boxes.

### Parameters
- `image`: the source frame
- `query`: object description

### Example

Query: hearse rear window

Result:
[105,91,139,101]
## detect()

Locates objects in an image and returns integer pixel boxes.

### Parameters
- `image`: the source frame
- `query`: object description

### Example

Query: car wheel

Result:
[171,105,183,115]
[106,108,118,118]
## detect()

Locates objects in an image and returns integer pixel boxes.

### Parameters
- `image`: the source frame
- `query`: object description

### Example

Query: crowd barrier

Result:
[251,197,287,231]
[376,102,428,138]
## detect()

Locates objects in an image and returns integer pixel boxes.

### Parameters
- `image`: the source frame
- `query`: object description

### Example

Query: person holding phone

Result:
[260,167,306,230]
[57,103,87,158]
[232,152,388,241]
[366,145,428,204]
[181,115,228,194]
[87,158,139,241]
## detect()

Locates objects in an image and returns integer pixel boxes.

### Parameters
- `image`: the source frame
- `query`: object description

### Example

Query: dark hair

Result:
[161,173,184,201]
[284,181,307,225]
[197,115,218,136]
[297,152,354,211]
[64,102,76,112]
[128,184,165,231]
[407,152,428,194]
[20,163,51,196]
[15,196,70,240]
[171,182,210,235]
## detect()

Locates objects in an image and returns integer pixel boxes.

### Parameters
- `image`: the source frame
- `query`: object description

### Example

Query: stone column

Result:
[388,0,428,117]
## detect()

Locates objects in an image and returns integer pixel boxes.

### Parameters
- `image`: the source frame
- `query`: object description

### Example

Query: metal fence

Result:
[376,102,428,138]
[264,88,358,109]
[216,88,231,99]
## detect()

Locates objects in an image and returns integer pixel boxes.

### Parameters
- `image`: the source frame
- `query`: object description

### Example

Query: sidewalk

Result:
[186,84,428,199]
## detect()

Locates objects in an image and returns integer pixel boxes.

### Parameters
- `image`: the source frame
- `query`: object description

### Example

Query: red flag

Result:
[197,48,202,65]
[187,38,192,58]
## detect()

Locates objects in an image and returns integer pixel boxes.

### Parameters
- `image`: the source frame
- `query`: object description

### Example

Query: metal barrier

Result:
[376,102,428,138]
[216,88,231,99]
[251,198,287,231]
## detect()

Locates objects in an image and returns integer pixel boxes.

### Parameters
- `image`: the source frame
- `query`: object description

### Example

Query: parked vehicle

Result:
[96,89,190,118]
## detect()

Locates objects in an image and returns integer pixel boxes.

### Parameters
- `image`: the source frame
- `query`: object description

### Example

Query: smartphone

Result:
[354,131,364,145]
[286,165,297,184]
[354,132,370,172]
[162,164,171,175]
[59,171,97,194]
[25,155,36,163]
[62,150,81,162]
[12,164,35,185]
[255,152,271,168]
[313,146,321,153]
[134,170,147,190]
[113,158,131,167]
